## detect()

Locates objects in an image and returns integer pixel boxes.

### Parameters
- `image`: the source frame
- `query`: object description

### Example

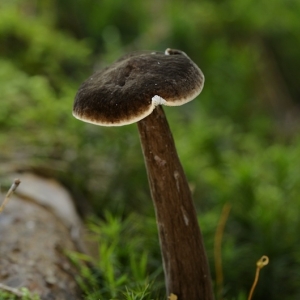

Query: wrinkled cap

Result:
[73,48,204,126]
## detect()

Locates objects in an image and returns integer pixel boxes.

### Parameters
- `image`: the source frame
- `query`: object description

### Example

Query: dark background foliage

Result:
[1,0,300,299]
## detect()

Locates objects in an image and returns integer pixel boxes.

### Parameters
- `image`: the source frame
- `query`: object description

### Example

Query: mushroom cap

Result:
[73,48,204,126]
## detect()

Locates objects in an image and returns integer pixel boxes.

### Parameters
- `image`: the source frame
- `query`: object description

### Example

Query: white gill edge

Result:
[72,102,155,127]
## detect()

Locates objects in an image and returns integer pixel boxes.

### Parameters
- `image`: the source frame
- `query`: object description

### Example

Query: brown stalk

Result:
[138,106,213,300]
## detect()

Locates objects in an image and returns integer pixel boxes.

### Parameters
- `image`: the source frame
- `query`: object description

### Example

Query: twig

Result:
[0,179,21,213]
[248,255,269,300]
[214,203,231,300]
[0,282,24,297]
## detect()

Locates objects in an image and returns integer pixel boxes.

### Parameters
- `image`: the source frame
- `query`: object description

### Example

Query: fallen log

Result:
[0,173,84,299]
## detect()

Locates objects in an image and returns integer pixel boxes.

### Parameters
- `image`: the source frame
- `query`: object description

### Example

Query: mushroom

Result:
[73,48,213,300]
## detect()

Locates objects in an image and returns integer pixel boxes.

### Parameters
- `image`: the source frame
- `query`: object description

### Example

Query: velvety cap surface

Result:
[73,49,204,126]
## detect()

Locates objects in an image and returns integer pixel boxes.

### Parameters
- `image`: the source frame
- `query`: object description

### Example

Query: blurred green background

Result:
[1,0,300,299]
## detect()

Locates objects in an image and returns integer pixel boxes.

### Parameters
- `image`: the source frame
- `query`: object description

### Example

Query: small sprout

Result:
[168,293,178,300]
[248,255,269,300]
[256,255,269,269]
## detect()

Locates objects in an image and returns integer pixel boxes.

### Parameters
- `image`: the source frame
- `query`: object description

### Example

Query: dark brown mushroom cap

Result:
[73,48,204,126]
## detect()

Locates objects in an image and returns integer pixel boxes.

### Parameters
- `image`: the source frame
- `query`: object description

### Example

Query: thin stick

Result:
[214,203,231,300]
[0,282,24,297]
[248,255,269,300]
[0,179,21,213]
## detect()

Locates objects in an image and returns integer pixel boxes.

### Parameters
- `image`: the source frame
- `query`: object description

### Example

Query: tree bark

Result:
[137,106,213,300]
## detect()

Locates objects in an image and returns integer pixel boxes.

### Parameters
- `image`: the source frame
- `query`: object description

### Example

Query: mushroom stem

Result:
[137,106,213,300]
